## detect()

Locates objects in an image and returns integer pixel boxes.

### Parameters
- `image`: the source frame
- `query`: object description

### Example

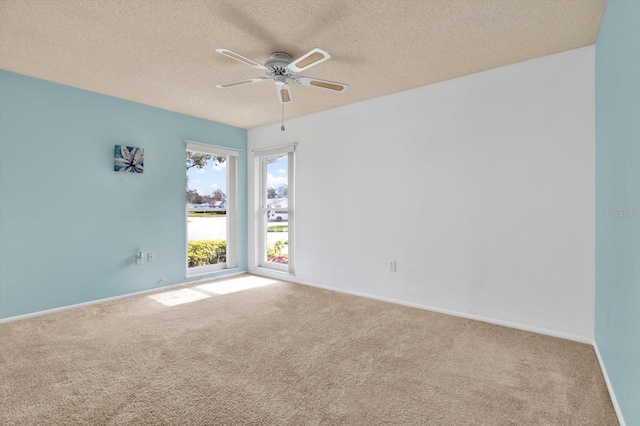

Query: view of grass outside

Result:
[186,152,228,268]
[187,212,226,218]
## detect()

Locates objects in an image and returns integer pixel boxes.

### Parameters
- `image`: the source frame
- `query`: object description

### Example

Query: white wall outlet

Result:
[388,260,397,272]
[148,252,155,262]
[135,251,144,265]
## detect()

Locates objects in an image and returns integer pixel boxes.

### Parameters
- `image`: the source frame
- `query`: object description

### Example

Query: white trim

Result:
[0,270,247,324]
[185,140,240,157]
[247,269,593,344]
[250,266,296,279]
[255,148,295,274]
[185,146,239,276]
[287,151,295,274]
[261,261,289,273]
[251,142,296,157]
[226,156,239,269]
[187,262,226,277]
[258,155,268,265]
[594,342,626,426]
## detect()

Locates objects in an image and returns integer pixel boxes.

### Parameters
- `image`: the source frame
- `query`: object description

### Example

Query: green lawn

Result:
[267,225,288,232]
[187,212,226,218]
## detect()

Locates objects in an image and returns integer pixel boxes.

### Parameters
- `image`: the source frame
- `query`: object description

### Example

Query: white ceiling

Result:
[0,0,607,129]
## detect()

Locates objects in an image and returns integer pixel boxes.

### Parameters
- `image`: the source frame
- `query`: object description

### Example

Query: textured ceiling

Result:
[0,0,607,129]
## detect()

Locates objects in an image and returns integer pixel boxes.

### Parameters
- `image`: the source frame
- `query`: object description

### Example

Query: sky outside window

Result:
[267,156,288,197]
[187,160,227,195]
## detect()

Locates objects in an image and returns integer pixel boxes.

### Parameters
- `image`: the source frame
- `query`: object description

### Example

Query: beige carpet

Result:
[0,275,617,425]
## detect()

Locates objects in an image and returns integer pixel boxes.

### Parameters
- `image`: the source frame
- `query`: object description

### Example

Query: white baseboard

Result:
[248,269,593,344]
[594,342,626,426]
[0,270,247,324]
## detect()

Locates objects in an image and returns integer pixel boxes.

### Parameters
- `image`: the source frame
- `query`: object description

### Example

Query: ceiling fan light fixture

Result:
[278,83,293,104]
[280,89,291,103]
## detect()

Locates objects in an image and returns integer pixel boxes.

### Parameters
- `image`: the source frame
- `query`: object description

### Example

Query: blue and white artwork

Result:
[114,145,144,173]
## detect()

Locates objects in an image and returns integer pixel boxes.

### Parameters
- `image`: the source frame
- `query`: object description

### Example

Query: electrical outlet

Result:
[135,251,144,265]
[388,260,396,272]
[148,252,155,262]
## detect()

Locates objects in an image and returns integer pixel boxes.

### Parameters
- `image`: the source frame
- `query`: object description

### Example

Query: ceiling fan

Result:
[215,48,349,104]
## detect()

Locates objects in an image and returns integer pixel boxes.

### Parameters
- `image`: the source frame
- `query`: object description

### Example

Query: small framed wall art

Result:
[114,145,144,173]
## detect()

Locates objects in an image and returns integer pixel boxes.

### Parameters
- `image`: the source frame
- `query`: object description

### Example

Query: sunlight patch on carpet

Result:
[198,276,279,295]
[148,288,210,306]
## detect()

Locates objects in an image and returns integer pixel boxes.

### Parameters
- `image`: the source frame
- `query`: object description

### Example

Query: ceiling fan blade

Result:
[216,77,269,89]
[295,76,349,93]
[215,48,269,72]
[277,83,293,104]
[286,48,331,73]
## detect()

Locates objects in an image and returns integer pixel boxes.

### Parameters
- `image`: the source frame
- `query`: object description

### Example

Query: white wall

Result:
[248,46,595,342]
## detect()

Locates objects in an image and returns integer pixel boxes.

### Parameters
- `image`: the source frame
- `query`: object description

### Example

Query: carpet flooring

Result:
[0,275,617,425]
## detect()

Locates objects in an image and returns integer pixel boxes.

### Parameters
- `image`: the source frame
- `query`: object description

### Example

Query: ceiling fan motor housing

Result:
[265,52,296,79]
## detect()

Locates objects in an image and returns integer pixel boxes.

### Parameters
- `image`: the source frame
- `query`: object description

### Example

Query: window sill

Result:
[187,264,238,278]
[249,266,295,279]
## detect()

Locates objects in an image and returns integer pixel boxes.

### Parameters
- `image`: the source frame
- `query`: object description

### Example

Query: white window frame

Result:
[185,141,240,277]
[253,143,296,274]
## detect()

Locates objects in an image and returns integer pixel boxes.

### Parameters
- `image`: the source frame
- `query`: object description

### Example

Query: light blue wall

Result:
[0,71,247,319]
[595,1,640,425]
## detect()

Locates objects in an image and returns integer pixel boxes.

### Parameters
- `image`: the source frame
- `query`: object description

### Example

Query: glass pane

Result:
[186,152,227,268]
[265,155,288,264]
[265,155,288,203]
[266,212,289,265]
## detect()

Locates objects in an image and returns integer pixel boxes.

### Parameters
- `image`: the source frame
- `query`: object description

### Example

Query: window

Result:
[254,144,295,273]
[185,141,239,276]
